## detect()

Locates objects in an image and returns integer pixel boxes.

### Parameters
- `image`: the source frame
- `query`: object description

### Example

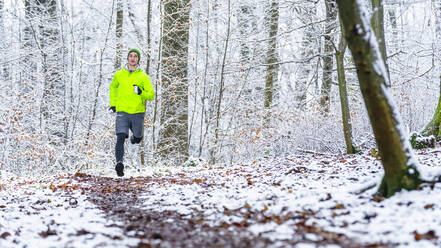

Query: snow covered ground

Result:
[1,149,441,247]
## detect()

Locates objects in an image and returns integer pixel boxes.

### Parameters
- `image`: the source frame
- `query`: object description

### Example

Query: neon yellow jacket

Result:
[110,67,155,114]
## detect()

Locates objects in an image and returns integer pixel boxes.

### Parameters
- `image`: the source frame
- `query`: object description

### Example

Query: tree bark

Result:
[335,17,354,154]
[336,0,421,197]
[264,0,279,122]
[371,0,390,87]
[0,0,5,80]
[114,0,123,69]
[295,3,317,110]
[211,0,231,164]
[320,0,337,113]
[86,0,115,143]
[159,0,190,163]
[37,0,66,144]
[140,0,153,166]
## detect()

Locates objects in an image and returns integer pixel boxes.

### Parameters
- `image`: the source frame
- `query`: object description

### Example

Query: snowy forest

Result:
[0,0,439,172]
[2,0,441,247]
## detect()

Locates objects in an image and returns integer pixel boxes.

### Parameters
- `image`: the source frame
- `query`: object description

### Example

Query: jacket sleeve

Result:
[110,72,119,107]
[140,74,155,101]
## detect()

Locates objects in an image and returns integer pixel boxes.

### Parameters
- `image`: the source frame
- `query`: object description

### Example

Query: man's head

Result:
[127,48,141,66]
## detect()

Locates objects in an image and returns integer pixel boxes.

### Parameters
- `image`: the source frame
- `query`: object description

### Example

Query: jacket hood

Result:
[124,63,142,73]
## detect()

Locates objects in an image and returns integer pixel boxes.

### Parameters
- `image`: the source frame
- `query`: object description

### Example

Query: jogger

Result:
[109,48,155,176]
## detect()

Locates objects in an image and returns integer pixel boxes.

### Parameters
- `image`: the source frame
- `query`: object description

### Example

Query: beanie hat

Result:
[127,48,141,62]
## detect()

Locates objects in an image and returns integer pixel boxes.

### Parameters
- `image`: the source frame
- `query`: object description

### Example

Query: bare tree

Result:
[159,0,191,163]
[264,0,279,122]
[335,17,354,154]
[140,0,153,166]
[0,0,5,80]
[295,2,318,109]
[115,0,123,69]
[211,0,231,164]
[37,0,66,143]
[336,0,421,197]
[320,0,337,113]
[421,0,441,138]
[371,0,390,87]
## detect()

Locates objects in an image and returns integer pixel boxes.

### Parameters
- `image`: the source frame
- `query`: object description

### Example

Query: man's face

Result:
[128,52,139,66]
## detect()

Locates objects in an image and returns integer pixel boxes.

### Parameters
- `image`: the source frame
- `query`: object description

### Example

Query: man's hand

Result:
[133,85,142,95]
[109,106,116,113]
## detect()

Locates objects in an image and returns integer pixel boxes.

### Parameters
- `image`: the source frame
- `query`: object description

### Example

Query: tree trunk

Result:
[115,0,123,69]
[211,0,231,164]
[238,1,255,64]
[421,0,441,138]
[264,0,279,122]
[335,17,354,154]
[22,0,37,87]
[86,0,115,142]
[38,0,66,144]
[320,0,337,113]
[198,0,211,158]
[371,0,390,87]
[387,6,398,53]
[127,0,145,44]
[159,0,190,163]
[140,0,153,166]
[295,3,317,110]
[0,0,5,80]
[336,0,421,197]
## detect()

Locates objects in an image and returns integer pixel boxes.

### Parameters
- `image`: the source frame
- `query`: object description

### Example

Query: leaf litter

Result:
[1,149,441,247]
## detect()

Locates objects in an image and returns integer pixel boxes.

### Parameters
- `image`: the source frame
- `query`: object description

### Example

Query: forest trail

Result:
[2,151,441,247]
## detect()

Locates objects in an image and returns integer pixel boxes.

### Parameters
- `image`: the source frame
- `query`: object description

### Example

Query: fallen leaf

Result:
[1,232,10,239]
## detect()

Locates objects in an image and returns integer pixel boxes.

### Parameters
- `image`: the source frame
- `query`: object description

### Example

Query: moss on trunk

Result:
[421,97,441,138]
[377,165,421,198]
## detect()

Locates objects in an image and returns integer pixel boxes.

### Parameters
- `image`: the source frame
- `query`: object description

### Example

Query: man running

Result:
[109,48,154,176]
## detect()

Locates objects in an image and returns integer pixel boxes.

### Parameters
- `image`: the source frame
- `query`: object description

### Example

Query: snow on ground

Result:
[0,174,139,248]
[1,149,441,247]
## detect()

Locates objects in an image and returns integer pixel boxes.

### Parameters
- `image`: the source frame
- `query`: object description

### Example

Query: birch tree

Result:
[336,0,421,197]
[159,0,190,163]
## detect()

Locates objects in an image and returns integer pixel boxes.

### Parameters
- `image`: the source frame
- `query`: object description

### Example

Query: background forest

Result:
[0,0,439,175]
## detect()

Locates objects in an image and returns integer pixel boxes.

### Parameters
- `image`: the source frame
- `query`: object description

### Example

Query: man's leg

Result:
[115,133,128,163]
[115,112,130,176]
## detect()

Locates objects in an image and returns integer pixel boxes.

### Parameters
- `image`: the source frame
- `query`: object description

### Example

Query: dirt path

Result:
[72,173,375,248]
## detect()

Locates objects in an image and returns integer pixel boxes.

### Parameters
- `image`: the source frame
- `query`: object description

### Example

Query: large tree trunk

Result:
[114,0,123,69]
[336,0,421,197]
[320,0,337,113]
[264,0,279,121]
[421,0,441,139]
[335,18,354,154]
[159,0,190,163]
[371,0,390,87]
